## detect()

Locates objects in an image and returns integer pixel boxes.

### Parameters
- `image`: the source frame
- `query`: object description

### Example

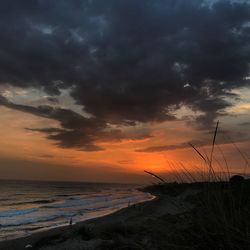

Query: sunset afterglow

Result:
[0,0,250,183]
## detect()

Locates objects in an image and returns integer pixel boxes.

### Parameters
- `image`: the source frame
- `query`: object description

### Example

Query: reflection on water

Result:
[0,180,153,241]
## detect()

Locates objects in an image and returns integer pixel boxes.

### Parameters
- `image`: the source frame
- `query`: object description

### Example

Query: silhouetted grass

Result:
[141,121,250,249]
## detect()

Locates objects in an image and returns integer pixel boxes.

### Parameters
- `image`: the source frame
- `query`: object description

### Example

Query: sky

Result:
[0,0,250,183]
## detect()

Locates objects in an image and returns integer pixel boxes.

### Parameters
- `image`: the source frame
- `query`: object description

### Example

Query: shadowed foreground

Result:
[0,180,249,250]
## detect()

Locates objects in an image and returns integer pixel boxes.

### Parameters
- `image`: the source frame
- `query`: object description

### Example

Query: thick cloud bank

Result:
[0,0,250,150]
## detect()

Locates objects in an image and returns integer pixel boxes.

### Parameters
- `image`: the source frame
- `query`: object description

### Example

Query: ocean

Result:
[0,180,153,241]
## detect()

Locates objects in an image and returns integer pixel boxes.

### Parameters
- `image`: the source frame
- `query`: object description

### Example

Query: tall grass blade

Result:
[188,143,207,163]
[209,120,219,181]
[144,170,166,183]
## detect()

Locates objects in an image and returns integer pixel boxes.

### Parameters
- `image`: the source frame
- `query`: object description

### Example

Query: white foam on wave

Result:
[0,211,77,227]
[67,194,111,201]
[0,208,38,218]
[45,193,147,209]
[0,184,154,242]
[45,196,113,208]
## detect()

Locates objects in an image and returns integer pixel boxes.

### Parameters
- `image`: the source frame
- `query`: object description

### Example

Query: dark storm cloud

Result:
[136,130,250,152]
[0,96,151,151]
[136,140,202,152]
[186,97,232,129]
[46,97,59,103]
[0,0,250,149]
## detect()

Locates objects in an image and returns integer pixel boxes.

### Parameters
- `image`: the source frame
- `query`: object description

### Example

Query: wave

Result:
[87,195,151,211]
[44,194,146,209]
[31,199,56,204]
[43,196,113,209]
[56,193,84,197]
[0,198,12,202]
[0,208,38,218]
[8,199,56,206]
[67,194,111,201]
[0,212,77,227]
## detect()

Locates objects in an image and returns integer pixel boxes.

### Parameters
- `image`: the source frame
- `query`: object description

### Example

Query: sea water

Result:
[0,180,153,241]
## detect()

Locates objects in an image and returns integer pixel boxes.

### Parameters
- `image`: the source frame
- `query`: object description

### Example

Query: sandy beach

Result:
[0,181,249,250]
[0,185,195,250]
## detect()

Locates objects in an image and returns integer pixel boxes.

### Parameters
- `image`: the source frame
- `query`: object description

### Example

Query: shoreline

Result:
[1,181,249,249]
[0,190,157,250]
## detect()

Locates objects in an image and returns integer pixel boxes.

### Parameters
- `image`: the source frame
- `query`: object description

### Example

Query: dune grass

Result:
[33,121,250,250]
[141,121,250,249]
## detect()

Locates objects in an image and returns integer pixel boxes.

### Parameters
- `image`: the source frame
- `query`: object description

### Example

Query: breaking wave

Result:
[0,208,38,218]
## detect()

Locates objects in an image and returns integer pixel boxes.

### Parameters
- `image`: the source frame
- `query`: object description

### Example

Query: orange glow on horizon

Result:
[0,106,249,183]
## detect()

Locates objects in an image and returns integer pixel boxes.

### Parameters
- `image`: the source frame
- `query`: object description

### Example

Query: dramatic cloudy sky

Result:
[0,0,250,183]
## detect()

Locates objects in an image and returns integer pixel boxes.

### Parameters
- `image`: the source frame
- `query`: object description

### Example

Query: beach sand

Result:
[0,186,195,250]
[1,181,249,250]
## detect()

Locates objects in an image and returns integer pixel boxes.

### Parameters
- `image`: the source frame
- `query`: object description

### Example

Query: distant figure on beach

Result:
[69,217,73,225]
